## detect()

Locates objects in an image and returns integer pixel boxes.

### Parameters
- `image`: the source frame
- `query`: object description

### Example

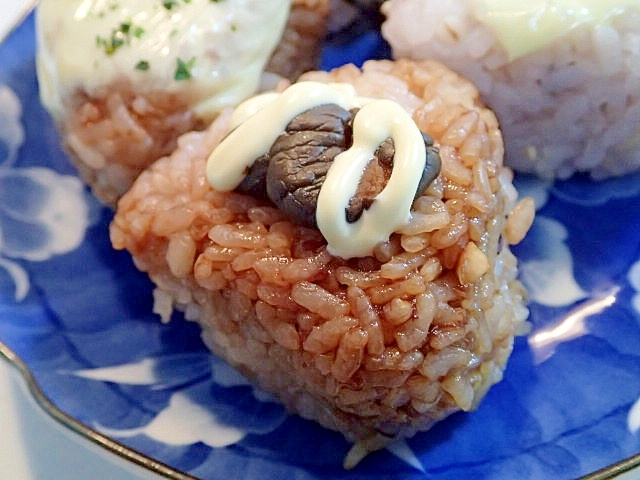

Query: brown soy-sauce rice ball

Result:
[110,58,534,468]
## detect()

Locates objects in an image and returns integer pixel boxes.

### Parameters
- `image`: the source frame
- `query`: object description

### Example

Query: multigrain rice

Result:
[381,0,640,179]
[111,59,533,467]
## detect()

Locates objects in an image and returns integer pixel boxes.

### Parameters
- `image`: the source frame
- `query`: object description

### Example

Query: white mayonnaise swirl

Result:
[206,82,428,259]
[471,0,639,60]
[36,0,290,121]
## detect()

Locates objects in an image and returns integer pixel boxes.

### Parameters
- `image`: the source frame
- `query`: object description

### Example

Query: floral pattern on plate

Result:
[0,12,638,480]
[0,85,89,301]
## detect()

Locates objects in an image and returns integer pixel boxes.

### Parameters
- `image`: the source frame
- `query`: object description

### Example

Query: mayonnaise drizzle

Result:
[471,0,639,60]
[206,81,427,259]
[207,82,369,191]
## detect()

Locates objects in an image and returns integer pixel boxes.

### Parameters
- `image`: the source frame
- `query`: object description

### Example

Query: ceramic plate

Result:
[0,10,639,480]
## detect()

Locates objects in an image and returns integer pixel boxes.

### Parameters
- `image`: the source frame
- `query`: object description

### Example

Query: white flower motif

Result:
[0,167,89,261]
[513,174,553,210]
[513,175,587,308]
[518,216,587,308]
[629,397,640,435]
[0,85,25,168]
[69,353,287,448]
[0,85,90,300]
[69,352,426,470]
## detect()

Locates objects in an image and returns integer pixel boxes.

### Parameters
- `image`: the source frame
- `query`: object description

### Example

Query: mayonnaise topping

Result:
[317,99,427,258]
[36,0,290,121]
[206,82,428,259]
[471,0,638,60]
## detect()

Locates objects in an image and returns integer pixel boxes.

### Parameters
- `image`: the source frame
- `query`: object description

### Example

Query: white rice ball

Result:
[381,0,640,180]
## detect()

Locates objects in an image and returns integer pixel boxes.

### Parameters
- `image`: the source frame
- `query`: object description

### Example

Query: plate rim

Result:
[1,337,639,480]
[0,339,197,480]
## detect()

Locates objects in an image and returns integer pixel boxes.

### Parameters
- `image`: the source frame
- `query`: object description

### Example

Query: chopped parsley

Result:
[135,60,150,71]
[163,0,199,8]
[96,32,124,56]
[96,21,145,56]
[174,57,196,81]
[162,0,179,9]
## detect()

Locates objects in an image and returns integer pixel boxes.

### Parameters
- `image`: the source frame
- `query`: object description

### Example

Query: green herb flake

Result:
[135,60,150,71]
[174,57,196,81]
[96,20,145,56]
[163,0,196,9]
[96,34,124,56]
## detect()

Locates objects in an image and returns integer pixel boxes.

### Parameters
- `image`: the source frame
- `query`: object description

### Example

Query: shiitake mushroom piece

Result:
[266,104,354,227]
[236,103,441,228]
[237,104,353,225]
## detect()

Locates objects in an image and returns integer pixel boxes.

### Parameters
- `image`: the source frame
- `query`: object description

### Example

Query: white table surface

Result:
[0,0,33,43]
[0,357,162,480]
[0,1,638,479]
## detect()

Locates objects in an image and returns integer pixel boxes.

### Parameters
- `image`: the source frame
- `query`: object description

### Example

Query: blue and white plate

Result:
[1,11,639,480]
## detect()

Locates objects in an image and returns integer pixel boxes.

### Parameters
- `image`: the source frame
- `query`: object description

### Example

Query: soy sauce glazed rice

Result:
[110,59,534,468]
